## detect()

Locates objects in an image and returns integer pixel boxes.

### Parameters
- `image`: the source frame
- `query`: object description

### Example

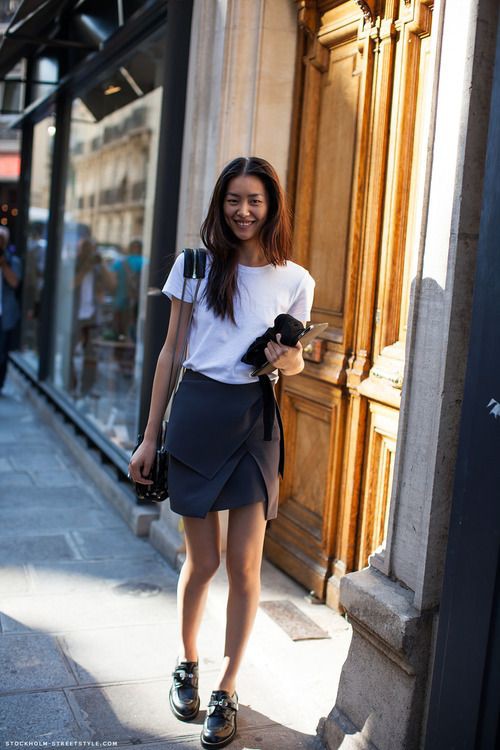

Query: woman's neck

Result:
[237,243,267,267]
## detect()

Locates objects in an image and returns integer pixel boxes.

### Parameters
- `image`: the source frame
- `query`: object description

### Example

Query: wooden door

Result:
[265,0,434,606]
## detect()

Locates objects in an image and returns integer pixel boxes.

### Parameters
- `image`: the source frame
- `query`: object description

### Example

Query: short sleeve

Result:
[287,271,315,322]
[162,252,195,302]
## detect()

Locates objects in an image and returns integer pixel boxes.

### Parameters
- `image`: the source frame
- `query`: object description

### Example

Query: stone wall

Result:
[321,0,500,747]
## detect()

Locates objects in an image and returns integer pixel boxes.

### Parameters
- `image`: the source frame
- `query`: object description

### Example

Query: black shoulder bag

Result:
[131,248,207,503]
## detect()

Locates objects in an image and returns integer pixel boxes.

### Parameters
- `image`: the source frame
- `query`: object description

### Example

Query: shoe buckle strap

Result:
[208,697,237,711]
[172,668,195,685]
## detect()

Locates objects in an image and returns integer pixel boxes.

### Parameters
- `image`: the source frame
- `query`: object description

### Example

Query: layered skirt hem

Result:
[166,369,282,521]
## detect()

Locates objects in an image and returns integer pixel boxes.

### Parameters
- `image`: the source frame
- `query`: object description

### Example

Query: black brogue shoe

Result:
[169,660,200,721]
[200,690,238,748]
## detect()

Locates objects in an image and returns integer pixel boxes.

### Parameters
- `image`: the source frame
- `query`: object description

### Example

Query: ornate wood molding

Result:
[353,0,375,25]
[296,0,318,38]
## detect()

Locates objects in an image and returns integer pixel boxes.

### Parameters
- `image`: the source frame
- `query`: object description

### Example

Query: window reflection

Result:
[51,46,163,455]
[20,116,54,369]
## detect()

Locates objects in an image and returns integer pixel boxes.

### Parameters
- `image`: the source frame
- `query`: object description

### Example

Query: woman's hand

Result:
[264,333,304,376]
[128,437,157,485]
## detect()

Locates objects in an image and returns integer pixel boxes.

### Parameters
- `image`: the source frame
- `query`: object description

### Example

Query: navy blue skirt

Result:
[165,369,283,520]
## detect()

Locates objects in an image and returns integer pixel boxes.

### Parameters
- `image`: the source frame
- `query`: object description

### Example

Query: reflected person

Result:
[0,227,22,394]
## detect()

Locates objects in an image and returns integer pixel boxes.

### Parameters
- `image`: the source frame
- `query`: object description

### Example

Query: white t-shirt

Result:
[162,252,316,384]
[78,271,95,320]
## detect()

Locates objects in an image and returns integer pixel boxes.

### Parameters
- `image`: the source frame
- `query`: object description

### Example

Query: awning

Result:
[0,0,148,81]
[0,0,164,120]
[0,0,74,80]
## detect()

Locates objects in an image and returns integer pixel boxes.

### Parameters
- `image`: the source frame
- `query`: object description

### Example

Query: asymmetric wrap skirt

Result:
[165,369,283,520]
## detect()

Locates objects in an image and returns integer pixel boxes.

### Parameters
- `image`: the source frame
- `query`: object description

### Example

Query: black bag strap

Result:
[164,248,207,418]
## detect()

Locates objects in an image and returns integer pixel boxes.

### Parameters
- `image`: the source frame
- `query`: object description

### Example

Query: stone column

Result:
[149,0,298,564]
[321,0,499,748]
[176,0,298,248]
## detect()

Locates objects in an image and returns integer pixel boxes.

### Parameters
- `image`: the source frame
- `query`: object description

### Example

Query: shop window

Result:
[50,33,164,457]
[20,115,55,371]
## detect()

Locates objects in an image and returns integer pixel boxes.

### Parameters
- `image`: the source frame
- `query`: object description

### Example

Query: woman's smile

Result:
[223,174,269,247]
[234,218,255,228]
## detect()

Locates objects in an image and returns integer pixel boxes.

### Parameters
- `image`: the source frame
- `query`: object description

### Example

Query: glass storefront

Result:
[20,115,55,370]
[48,34,164,456]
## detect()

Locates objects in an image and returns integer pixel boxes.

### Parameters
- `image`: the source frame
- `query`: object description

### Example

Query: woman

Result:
[70,238,114,397]
[129,156,315,749]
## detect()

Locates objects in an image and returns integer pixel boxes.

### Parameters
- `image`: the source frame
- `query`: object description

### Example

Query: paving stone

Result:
[23,469,83,487]
[7,441,66,454]
[0,588,178,633]
[30,554,177,594]
[0,633,77,691]
[69,680,201,744]
[0,565,32,594]
[71,528,160,560]
[0,431,54,446]
[28,558,178,595]
[0,471,35,487]
[59,623,179,684]
[67,682,317,749]
[229,628,348,732]
[120,740,201,749]
[235,716,318,749]
[10,453,68,471]
[2,438,61,451]
[0,485,103,509]
[0,457,11,471]
[59,617,223,686]
[0,507,126,536]
[0,534,78,564]
[0,400,31,417]
[0,691,85,744]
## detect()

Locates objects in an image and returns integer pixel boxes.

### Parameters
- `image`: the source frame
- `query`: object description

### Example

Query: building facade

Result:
[2,0,499,748]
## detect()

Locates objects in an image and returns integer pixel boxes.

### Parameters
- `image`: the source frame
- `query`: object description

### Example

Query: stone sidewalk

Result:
[0,373,351,750]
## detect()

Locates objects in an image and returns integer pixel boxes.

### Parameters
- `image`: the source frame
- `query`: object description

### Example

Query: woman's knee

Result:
[185,551,221,583]
[226,556,261,592]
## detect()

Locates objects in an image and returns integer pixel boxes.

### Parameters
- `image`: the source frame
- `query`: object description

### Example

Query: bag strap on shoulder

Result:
[164,249,207,419]
[183,247,207,280]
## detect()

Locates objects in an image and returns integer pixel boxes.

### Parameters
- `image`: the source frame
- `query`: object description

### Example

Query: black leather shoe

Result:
[200,690,238,748]
[169,660,200,721]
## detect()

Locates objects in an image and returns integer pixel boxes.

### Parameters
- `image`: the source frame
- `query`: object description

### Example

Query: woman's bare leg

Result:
[214,501,267,693]
[177,513,221,662]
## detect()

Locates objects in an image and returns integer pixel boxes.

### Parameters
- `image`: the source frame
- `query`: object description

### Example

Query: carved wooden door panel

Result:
[265,0,434,605]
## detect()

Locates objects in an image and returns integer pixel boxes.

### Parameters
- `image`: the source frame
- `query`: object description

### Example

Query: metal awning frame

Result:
[4,32,98,50]
[6,0,168,128]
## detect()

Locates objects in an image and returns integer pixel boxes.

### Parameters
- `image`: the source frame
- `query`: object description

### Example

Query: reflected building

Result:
[68,99,156,247]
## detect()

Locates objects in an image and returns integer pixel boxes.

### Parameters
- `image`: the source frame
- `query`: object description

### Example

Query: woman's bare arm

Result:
[128,295,192,483]
[143,295,193,442]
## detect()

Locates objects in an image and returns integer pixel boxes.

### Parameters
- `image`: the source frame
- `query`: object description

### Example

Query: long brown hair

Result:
[200,156,292,322]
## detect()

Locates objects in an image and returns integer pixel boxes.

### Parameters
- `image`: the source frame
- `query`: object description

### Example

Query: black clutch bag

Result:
[132,421,169,502]
[130,248,206,503]
[241,313,328,376]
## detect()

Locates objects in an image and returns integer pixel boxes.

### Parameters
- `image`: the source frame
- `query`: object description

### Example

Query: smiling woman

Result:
[200,156,294,323]
[128,155,315,749]
[223,175,269,255]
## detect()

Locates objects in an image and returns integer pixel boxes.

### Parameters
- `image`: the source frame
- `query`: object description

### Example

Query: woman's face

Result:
[223,175,269,245]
